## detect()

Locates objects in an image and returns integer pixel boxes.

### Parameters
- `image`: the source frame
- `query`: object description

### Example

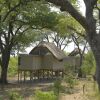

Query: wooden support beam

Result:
[20,71,22,82]
[62,71,64,78]
[30,71,32,81]
[37,70,39,79]
[18,69,20,83]
[24,71,26,82]
[52,70,53,79]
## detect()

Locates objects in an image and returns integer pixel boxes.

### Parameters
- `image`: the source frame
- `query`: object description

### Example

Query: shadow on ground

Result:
[0,78,55,99]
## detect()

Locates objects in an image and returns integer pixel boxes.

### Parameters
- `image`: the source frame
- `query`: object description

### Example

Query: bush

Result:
[8,91,23,100]
[53,78,62,96]
[65,74,77,89]
[35,90,57,100]
[8,57,18,77]
[64,64,78,89]
[81,51,96,76]
[0,96,3,100]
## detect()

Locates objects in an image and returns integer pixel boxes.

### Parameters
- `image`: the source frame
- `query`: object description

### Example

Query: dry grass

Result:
[0,77,100,100]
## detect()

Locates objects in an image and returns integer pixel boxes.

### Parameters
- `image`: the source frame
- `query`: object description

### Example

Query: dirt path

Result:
[60,79,95,100]
[0,78,94,100]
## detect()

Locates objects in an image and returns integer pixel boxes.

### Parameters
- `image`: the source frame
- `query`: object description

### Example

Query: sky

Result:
[26,0,86,53]
[65,0,86,53]
[78,0,86,16]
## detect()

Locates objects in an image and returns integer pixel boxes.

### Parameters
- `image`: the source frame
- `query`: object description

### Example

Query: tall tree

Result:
[45,0,100,89]
[37,13,81,50]
[71,33,87,77]
[0,0,58,84]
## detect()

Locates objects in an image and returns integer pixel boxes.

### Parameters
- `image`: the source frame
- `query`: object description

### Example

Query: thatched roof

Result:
[29,42,66,60]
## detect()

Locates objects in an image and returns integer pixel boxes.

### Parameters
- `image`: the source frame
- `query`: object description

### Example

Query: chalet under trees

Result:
[18,42,80,82]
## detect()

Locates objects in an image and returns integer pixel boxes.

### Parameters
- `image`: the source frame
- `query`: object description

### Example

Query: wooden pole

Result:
[20,71,22,82]
[24,71,26,82]
[52,70,53,79]
[30,71,32,81]
[37,70,39,79]
[18,69,19,83]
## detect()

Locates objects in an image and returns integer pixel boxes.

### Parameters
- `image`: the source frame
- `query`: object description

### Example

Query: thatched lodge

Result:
[18,42,80,82]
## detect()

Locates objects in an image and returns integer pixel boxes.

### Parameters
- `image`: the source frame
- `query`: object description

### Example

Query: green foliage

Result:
[65,74,77,89]
[64,64,78,89]
[65,64,74,73]
[81,51,96,75]
[53,78,62,96]
[0,0,59,51]
[84,82,100,100]
[0,96,3,100]
[8,91,23,100]
[70,0,76,4]
[8,57,18,77]
[34,90,57,100]
[55,14,83,35]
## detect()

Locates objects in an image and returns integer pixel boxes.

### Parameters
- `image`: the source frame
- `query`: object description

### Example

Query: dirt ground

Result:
[0,77,97,100]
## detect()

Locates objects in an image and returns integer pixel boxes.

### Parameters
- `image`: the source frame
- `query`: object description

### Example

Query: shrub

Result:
[81,51,96,76]
[0,96,3,100]
[34,90,57,100]
[8,57,18,77]
[53,78,62,96]
[65,74,77,89]
[64,64,78,89]
[8,91,23,100]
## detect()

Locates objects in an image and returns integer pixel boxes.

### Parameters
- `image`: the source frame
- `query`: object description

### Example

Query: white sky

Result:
[78,0,86,16]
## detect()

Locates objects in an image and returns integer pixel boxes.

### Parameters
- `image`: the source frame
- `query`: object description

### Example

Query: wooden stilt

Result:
[47,70,49,79]
[18,69,19,83]
[37,70,39,79]
[52,70,53,79]
[30,71,32,81]
[58,70,60,77]
[43,69,44,79]
[62,71,64,78]
[20,71,22,82]
[24,71,26,82]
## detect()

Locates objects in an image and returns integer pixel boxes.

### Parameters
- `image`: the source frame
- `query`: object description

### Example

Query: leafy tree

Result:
[37,13,82,51]
[0,0,58,84]
[81,51,96,76]
[45,0,100,90]
[71,33,87,77]
[37,30,72,50]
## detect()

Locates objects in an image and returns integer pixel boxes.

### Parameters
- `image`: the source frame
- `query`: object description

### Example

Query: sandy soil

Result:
[0,77,94,100]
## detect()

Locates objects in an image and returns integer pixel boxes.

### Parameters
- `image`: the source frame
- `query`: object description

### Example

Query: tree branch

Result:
[2,2,21,22]
[15,25,23,35]
[67,25,86,38]
[45,0,89,31]
[0,57,2,66]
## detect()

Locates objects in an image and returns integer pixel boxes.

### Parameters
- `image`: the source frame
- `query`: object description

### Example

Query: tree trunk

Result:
[45,0,100,90]
[94,55,100,90]
[0,66,8,84]
[78,55,83,77]
[0,49,10,84]
[78,53,86,78]
[91,48,100,90]
[88,33,100,90]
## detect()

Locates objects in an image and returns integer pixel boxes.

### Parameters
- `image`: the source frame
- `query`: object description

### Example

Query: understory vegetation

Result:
[0,53,99,100]
[8,57,18,77]
[0,78,100,100]
[0,57,18,78]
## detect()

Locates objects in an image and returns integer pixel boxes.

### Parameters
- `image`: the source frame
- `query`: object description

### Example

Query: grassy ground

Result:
[0,77,99,100]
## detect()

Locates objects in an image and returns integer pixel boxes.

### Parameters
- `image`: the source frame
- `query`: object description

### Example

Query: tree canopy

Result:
[44,0,100,90]
[0,0,59,83]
